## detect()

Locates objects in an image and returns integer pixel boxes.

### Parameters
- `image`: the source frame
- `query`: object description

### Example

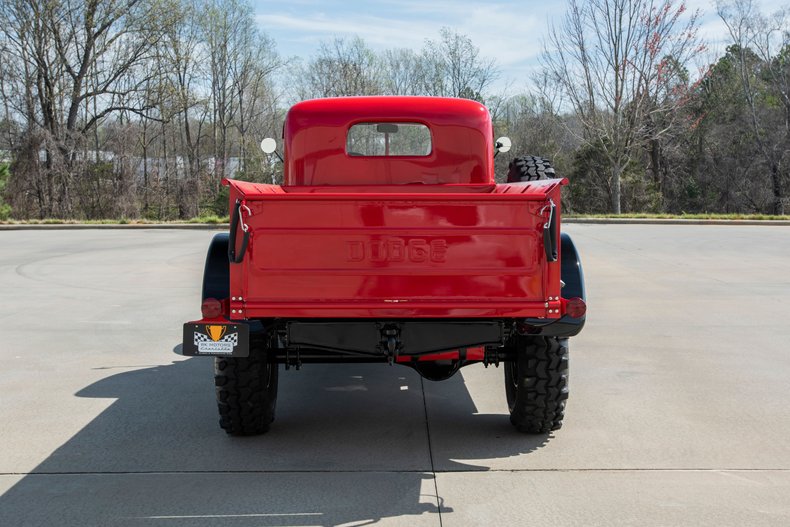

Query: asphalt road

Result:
[1,225,789,526]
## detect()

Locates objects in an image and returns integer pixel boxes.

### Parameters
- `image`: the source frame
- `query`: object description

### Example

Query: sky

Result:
[253,0,788,94]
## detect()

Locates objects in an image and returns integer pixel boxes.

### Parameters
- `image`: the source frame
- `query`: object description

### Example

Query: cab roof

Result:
[286,96,491,128]
[283,96,495,186]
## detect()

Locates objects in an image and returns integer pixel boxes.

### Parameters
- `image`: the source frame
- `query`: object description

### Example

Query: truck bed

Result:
[226,179,566,319]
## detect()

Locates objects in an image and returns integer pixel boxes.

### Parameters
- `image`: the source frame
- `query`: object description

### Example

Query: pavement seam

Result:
[4,468,790,476]
[420,376,444,527]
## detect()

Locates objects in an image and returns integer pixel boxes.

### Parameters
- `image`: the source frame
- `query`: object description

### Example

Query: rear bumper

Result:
[179,315,583,360]
[286,319,505,356]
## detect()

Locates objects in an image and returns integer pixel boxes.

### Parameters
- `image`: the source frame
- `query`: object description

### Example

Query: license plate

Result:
[182,322,249,357]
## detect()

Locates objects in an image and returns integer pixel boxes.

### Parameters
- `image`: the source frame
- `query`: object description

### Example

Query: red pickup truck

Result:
[182,96,586,436]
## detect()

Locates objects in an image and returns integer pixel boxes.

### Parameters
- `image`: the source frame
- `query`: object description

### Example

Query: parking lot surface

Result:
[1,225,789,526]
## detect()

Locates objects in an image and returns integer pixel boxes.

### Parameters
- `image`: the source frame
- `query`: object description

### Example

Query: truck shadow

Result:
[0,353,552,526]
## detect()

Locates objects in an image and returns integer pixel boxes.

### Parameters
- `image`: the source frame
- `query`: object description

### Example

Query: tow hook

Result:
[380,325,402,365]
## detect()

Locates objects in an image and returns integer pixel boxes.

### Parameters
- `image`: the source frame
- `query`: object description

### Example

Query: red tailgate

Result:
[226,180,565,319]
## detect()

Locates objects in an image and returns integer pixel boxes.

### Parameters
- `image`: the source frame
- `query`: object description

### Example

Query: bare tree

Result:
[0,0,171,217]
[422,27,498,101]
[300,36,382,98]
[0,37,17,151]
[380,48,427,96]
[158,0,207,216]
[305,30,499,101]
[202,0,244,183]
[543,0,701,213]
[230,31,281,176]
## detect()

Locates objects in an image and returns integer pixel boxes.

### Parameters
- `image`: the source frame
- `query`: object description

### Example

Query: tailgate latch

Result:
[228,199,252,264]
[541,199,558,262]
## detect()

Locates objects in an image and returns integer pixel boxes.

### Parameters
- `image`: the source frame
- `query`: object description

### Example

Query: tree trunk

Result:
[142,118,149,216]
[611,164,622,214]
[770,162,784,215]
[161,120,168,220]
[183,108,199,217]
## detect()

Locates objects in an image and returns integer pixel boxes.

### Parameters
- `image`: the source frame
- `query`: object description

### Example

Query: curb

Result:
[0,223,227,230]
[564,218,790,226]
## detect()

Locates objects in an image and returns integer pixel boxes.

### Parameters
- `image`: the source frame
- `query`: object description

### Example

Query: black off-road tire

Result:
[507,155,556,182]
[215,336,279,436]
[504,336,569,433]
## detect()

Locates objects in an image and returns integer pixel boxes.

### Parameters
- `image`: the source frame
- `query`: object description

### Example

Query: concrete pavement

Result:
[1,226,789,526]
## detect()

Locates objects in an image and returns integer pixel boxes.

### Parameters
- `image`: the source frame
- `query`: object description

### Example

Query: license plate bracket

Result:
[182,322,250,357]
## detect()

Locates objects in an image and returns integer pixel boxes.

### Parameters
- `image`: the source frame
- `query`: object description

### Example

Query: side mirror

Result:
[260,138,277,154]
[495,136,512,154]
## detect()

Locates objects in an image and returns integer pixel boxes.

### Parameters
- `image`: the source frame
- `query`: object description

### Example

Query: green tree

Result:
[718,0,789,213]
[0,163,12,220]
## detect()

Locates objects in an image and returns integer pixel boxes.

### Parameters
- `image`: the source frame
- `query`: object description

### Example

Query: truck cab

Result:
[283,97,494,186]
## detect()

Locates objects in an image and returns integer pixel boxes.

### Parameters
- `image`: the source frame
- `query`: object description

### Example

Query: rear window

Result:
[346,122,431,157]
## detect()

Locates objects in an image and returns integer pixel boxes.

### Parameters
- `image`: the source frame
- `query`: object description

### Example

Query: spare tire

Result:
[507,155,555,182]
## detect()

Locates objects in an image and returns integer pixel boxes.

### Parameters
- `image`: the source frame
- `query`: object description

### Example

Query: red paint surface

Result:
[394,347,486,363]
[283,97,494,186]
[227,179,565,319]
[225,97,566,320]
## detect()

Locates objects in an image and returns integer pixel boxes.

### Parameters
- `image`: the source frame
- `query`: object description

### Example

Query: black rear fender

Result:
[202,233,230,302]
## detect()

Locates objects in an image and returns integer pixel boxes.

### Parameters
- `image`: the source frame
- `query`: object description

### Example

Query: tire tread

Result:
[505,337,569,433]
[507,155,556,182]
[214,335,278,436]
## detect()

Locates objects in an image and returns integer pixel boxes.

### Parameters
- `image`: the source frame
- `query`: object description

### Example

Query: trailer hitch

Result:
[379,325,402,365]
[228,199,251,264]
